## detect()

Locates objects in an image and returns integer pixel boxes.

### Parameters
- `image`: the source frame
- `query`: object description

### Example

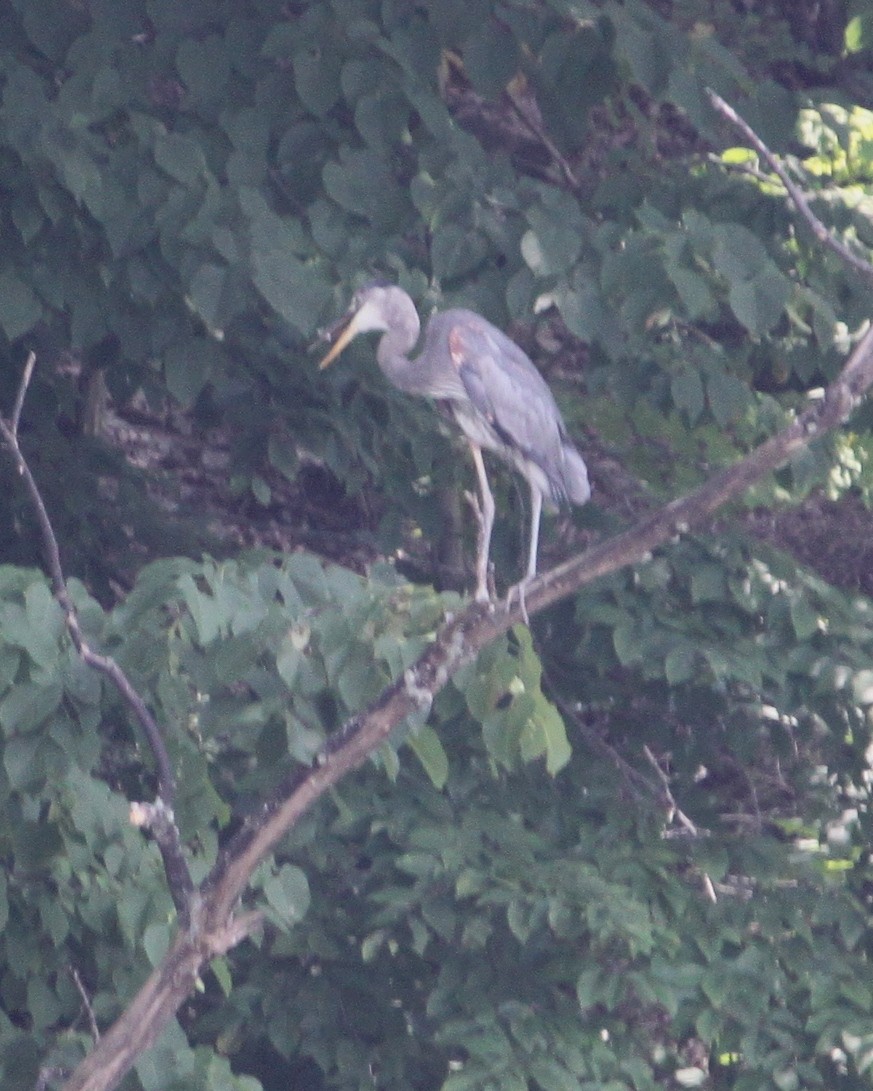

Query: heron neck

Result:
[376,323,430,396]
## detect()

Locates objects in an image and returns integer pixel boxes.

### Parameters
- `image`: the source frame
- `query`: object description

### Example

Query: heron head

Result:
[318,283,416,369]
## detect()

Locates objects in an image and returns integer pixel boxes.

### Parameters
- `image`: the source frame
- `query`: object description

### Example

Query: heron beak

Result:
[318,309,363,369]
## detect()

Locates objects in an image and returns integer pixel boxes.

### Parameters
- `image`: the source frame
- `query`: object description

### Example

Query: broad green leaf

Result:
[711,223,770,281]
[187,263,227,331]
[250,247,330,336]
[671,368,705,424]
[432,223,489,282]
[154,132,209,186]
[690,565,727,604]
[294,47,342,116]
[728,269,790,336]
[668,265,715,319]
[790,597,819,641]
[0,271,42,340]
[519,699,572,775]
[176,34,230,108]
[0,678,62,735]
[323,146,404,231]
[143,921,171,966]
[555,282,606,341]
[463,23,519,97]
[706,370,750,428]
[163,337,223,407]
[407,724,449,789]
[664,645,697,685]
[845,15,873,54]
[264,865,311,928]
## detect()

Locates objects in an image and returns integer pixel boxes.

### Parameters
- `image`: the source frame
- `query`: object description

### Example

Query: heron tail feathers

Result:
[561,444,591,506]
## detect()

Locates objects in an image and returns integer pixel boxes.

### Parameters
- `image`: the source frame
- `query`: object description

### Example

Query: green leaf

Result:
[431,223,489,282]
[520,699,572,775]
[187,263,227,331]
[323,146,405,231]
[407,725,449,789]
[143,921,171,966]
[845,15,873,54]
[463,23,519,98]
[522,192,585,276]
[264,865,311,928]
[671,368,705,424]
[728,269,790,336]
[176,34,230,108]
[690,565,727,604]
[0,678,63,735]
[664,645,697,685]
[711,224,770,281]
[706,371,750,428]
[790,597,819,641]
[250,247,329,337]
[153,132,209,186]
[0,271,42,340]
[613,623,642,667]
[555,282,606,341]
[668,266,715,320]
[294,47,342,116]
[163,337,223,407]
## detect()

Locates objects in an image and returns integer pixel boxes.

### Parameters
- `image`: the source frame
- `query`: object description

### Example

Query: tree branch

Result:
[0,359,194,923]
[706,88,873,286]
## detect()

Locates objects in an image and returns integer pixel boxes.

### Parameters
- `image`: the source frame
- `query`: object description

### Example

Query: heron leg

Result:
[468,442,495,602]
[526,484,543,582]
[507,485,542,626]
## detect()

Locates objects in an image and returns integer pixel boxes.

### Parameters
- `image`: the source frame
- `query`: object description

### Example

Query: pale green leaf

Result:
[264,865,311,928]
[407,725,449,789]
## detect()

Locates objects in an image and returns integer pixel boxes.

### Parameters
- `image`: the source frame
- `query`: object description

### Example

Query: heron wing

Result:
[445,316,578,501]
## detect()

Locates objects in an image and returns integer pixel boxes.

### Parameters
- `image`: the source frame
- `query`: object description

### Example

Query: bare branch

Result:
[504,81,582,193]
[551,696,655,803]
[36,1067,70,1091]
[11,350,36,436]
[706,89,873,286]
[643,744,699,836]
[70,967,100,1044]
[0,366,194,922]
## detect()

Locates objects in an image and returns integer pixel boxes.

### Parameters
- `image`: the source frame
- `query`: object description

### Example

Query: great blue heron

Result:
[319,283,590,604]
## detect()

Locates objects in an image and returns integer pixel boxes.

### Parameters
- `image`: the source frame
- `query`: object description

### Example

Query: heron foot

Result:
[506,578,532,627]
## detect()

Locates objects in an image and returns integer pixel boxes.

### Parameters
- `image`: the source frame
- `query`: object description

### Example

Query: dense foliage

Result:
[3,0,873,1088]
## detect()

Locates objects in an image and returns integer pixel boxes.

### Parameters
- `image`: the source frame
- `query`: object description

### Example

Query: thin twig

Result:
[12,350,36,435]
[642,744,699,835]
[36,1067,70,1091]
[504,83,582,193]
[0,359,194,922]
[70,967,100,1043]
[553,696,655,803]
[707,88,873,287]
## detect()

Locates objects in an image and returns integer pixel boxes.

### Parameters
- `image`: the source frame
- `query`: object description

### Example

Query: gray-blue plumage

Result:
[319,284,590,602]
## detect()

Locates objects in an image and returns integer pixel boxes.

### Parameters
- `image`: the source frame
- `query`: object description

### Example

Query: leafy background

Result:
[3,0,873,1088]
